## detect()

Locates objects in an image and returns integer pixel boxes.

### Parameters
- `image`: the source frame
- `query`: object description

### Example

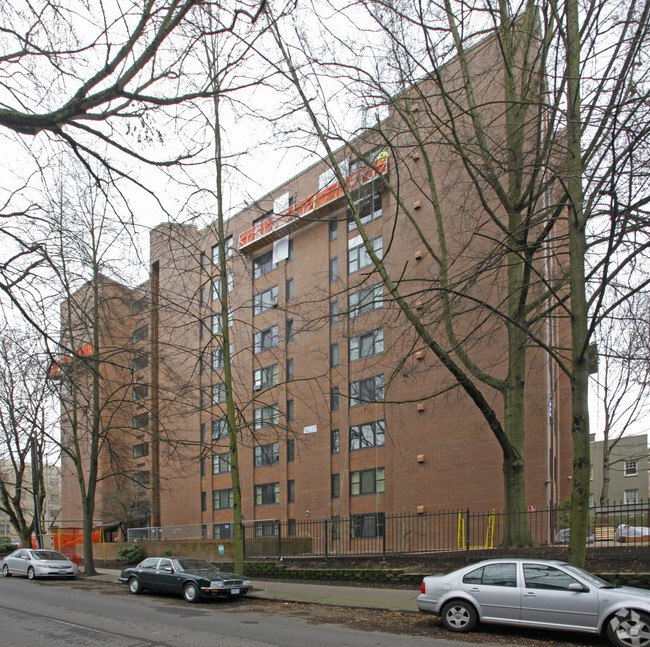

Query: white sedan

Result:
[2,548,78,579]
[418,558,650,647]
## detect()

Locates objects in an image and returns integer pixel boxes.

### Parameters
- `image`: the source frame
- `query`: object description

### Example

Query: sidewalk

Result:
[86,568,420,612]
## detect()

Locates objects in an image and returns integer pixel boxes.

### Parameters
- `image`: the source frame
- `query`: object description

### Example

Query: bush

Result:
[117,543,144,563]
[0,535,15,554]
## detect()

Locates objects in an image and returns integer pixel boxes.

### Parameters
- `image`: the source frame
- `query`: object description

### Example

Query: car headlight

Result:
[242,580,251,587]
[210,580,224,587]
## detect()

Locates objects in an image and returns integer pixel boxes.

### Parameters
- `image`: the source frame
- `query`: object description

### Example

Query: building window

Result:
[287,519,296,537]
[287,438,295,462]
[254,364,279,391]
[199,353,206,375]
[254,326,279,354]
[212,309,233,334]
[212,345,233,370]
[132,325,149,344]
[201,491,207,512]
[134,471,150,487]
[349,284,383,318]
[133,354,149,372]
[213,523,234,539]
[329,257,338,283]
[287,479,295,503]
[351,512,385,539]
[287,358,294,381]
[254,442,280,467]
[132,297,149,316]
[330,387,340,412]
[330,300,339,325]
[255,482,280,506]
[350,420,385,451]
[350,375,384,407]
[213,452,231,474]
[132,384,148,401]
[348,236,382,274]
[349,329,384,361]
[132,413,148,429]
[212,273,234,301]
[287,319,294,342]
[212,236,233,266]
[286,277,294,302]
[212,418,229,440]
[331,428,340,454]
[254,250,275,279]
[330,343,339,367]
[200,457,206,477]
[347,192,382,231]
[200,388,207,409]
[254,404,279,430]
[625,460,638,477]
[132,443,149,458]
[213,488,233,510]
[624,489,639,504]
[212,382,226,404]
[287,398,294,422]
[331,473,340,498]
[351,467,385,496]
[254,285,279,315]
[200,423,206,443]
[200,252,206,273]
[254,520,278,537]
[329,218,338,241]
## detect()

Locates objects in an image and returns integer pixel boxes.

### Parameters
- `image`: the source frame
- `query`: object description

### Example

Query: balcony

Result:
[238,155,389,252]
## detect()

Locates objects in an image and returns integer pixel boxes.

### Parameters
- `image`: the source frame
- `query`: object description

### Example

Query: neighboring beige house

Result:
[590,433,649,505]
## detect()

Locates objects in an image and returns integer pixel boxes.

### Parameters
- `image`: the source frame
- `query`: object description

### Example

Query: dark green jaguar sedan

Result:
[119,556,252,602]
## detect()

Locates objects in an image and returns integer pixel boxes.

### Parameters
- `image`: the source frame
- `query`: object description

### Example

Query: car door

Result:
[137,558,161,590]
[154,558,181,593]
[520,563,599,630]
[10,550,29,576]
[461,562,521,623]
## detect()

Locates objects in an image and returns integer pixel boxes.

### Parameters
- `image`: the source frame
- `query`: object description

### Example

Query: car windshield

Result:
[176,559,216,572]
[563,564,612,588]
[33,551,67,561]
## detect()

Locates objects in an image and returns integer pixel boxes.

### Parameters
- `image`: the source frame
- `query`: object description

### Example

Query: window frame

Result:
[255,482,280,506]
[254,442,280,468]
[350,420,386,451]
[350,467,385,496]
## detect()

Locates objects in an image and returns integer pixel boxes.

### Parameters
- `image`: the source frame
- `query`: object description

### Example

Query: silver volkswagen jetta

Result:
[417,558,650,647]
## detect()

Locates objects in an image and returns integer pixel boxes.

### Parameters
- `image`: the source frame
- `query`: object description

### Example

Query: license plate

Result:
[59,570,68,574]
[230,588,240,595]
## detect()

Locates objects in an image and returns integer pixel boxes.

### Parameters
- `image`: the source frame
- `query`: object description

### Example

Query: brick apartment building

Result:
[59,30,574,543]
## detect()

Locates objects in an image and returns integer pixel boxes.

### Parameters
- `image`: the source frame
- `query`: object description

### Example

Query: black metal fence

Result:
[239,501,650,560]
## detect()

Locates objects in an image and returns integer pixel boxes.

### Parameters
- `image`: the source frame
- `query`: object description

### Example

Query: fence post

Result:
[324,518,328,561]
[382,515,387,556]
[465,508,470,562]
[241,523,246,561]
[277,520,282,560]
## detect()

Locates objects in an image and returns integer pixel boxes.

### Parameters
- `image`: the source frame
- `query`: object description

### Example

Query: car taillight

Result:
[421,581,426,594]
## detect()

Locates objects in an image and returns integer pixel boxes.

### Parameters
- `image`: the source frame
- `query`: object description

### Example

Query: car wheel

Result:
[607,608,650,647]
[441,600,478,633]
[2,564,10,577]
[183,582,200,603]
[128,577,142,595]
[27,567,36,580]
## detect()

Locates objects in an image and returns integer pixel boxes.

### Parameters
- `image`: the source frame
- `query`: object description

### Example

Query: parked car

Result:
[2,549,79,579]
[417,558,650,647]
[119,557,252,603]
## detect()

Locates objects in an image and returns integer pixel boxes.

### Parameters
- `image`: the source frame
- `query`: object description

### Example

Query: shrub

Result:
[0,535,14,554]
[117,543,144,563]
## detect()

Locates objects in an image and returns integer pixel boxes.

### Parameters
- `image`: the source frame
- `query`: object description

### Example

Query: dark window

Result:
[329,257,338,283]
[254,251,275,279]
[330,343,339,367]
[199,286,205,308]
[254,404,279,430]
[212,236,233,265]
[287,479,295,503]
[351,512,385,539]
[133,354,149,372]
[287,358,294,381]
[201,492,207,512]
[200,423,206,443]
[132,443,149,458]
[255,482,280,505]
[331,428,340,454]
[213,488,233,510]
[132,384,148,401]
[286,277,294,301]
[212,274,234,301]
[329,218,338,241]
[287,319,294,342]
[132,325,148,344]
[132,297,149,316]
[212,418,229,440]
[350,467,385,495]
[212,345,233,370]
[213,523,234,539]
[287,399,294,422]
[254,285,279,315]
[287,439,295,462]
[200,252,206,273]
[350,375,384,407]
[331,387,340,412]
[213,452,231,474]
[133,413,148,429]
[347,192,383,231]
[350,420,385,451]
[200,457,206,477]
[254,364,278,391]
[331,473,340,498]
[330,300,339,325]
[349,329,384,361]
[254,326,279,354]
[287,519,296,537]
[254,520,278,537]
[212,382,226,404]
[254,442,280,467]
[348,236,382,274]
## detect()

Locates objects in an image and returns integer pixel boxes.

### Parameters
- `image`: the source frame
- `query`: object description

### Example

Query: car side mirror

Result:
[163,566,173,572]
[569,583,587,592]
